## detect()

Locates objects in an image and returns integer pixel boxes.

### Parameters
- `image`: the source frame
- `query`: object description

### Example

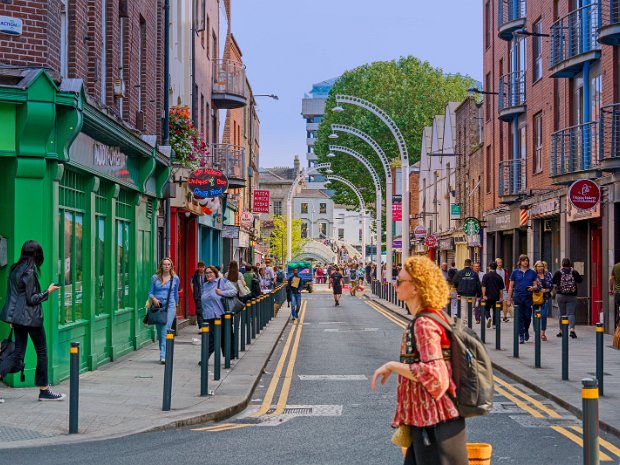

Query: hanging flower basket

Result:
[169,105,209,169]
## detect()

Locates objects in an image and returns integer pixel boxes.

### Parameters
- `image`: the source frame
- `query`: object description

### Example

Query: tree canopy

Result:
[268,216,306,264]
[314,56,475,210]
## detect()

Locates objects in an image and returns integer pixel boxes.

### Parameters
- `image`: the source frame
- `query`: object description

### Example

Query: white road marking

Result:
[298,374,368,381]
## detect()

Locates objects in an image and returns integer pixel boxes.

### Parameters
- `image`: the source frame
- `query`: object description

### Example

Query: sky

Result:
[232,0,483,169]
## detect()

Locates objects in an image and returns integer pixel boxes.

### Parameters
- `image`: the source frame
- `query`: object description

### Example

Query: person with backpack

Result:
[452,259,482,316]
[371,256,489,465]
[507,255,538,344]
[552,258,583,338]
[275,265,286,286]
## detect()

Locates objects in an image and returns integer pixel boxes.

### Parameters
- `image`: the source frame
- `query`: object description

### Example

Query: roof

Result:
[259,167,296,182]
[297,189,331,199]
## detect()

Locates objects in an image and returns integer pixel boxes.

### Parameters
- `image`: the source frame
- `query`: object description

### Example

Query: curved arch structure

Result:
[335,94,410,264]
[293,240,338,264]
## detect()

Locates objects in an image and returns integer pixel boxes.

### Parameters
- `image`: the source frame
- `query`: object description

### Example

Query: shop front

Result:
[438,237,455,267]
[484,206,526,271]
[526,197,561,272]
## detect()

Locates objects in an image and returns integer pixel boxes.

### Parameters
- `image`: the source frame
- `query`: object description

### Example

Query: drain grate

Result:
[283,407,313,415]
[0,426,50,442]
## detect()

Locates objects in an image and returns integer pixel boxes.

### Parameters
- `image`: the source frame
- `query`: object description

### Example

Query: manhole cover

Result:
[0,426,50,442]
[283,407,313,415]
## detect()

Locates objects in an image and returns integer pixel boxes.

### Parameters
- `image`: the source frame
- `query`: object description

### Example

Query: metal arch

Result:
[335,94,409,163]
[325,175,366,212]
[286,163,331,204]
[328,145,382,190]
[330,124,391,180]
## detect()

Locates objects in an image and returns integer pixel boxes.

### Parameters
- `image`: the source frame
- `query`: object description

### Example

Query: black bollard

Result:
[249,299,256,340]
[223,313,231,369]
[582,378,600,465]
[240,306,246,352]
[513,304,520,358]
[233,312,240,359]
[596,323,604,396]
[495,302,502,350]
[534,310,541,368]
[69,342,80,434]
[561,318,569,380]
[162,330,175,411]
[480,301,486,343]
[200,325,209,396]
[214,319,221,381]
[467,298,473,329]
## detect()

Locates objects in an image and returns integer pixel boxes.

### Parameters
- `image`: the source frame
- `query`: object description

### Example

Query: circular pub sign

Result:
[188,168,229,199]
[568,179,600,211]
[413,225,427,239]
[425,234,438,248]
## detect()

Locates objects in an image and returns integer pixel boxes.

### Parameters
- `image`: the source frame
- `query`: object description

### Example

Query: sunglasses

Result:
[395,278,413,286]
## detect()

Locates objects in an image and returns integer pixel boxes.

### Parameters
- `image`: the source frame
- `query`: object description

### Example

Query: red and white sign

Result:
[253,190,270,213]
[568,179,600,211]
[392,195,402,222]
[425,234,437,248]
[240,211,254,228]
[413,225,427,239]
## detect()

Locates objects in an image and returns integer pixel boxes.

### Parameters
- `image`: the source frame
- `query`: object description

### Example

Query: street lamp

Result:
[328,132,339,139]
[467,87,499,96]
[332,105,345,113]
[254,94,279,100]
[512,28,549,38]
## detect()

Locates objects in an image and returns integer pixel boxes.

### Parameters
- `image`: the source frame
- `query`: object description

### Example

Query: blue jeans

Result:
[156,300,177,360]
[534,301,548,331]
[514,295,532,338]
[290,293,301,319]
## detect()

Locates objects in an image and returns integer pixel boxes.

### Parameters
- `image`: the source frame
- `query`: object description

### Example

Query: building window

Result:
[273,200,282,216]
[117,220,130,309]
[485,73,491,120]
[119,15,127,116]
[101,0,107,102]
[138,17,146,112]
[301,222,308,239]
[319,203,326,214]
[301,203,308,214]
[359,228,362,242]
[60,0,69,77]
[206,16,210,57]
[338,228,345,240]
[194,0,205,31]
[534,112,543,173]
[319,222,327,238]
[533,20,543,82]
[485,0,491,49]
[486,145,492,193]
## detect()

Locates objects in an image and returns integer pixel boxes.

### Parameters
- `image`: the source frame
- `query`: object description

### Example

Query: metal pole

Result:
[200,325,209,396]
[596,323,604,396]
[457,295,462,319]
[513,304,520,358]
[223,313,231,369]
[69,342,80,434]
[233,312,240,359]
[562,318,569,380]
[240,305,246,352]
[582,378,600,465]
[534,310,541,368]
[480,301,486,343]
[495,302,502,350]
[386,181,393,283]
[162,331,174,411]
[250,299,256,339]
[214,319,221,381]
[467,298,473,329]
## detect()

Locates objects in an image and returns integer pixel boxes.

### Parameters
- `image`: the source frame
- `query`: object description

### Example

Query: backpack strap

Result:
[415,311,453,334]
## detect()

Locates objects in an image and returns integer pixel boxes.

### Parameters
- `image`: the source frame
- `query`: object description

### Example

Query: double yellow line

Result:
[193,300,308,433]
[364,298,620,461]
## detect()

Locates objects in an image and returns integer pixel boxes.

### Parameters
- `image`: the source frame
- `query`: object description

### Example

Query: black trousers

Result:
[194,300,204,328]
[11,324,49,387]
[205,318,229,358]
[404,417,468,465]
[485,299,498,325]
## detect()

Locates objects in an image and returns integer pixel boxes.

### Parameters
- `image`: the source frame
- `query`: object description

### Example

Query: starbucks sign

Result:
[463,217,481,236]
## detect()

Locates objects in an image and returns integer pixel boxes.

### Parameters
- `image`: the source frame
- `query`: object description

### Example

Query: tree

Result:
[315,57,475,211]
[268,216,306,264]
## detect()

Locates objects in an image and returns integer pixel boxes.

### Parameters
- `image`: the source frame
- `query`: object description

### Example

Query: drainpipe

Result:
[511,37,519,194]
[583,0,592,169]
[163,0,171,258]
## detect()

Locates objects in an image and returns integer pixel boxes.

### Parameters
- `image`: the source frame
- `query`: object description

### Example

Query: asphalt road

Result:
[8,289,620,465]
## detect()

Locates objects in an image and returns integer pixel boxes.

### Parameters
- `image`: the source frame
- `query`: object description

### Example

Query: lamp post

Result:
[328,145,383,275]
[333,95,410,262]
[330,124,394,280]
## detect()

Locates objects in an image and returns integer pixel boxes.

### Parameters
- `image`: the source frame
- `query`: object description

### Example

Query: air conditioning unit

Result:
[113,80,126,97]
[543,219,552,232]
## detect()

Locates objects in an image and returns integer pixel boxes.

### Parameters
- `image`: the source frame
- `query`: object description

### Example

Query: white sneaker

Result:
[0,396,5,404]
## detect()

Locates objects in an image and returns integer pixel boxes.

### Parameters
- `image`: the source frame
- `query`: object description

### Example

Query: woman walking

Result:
[0,240,65,401]
[201,266,237,359]
[533,261,553,341]
[148,258,180,364]
[226,261,251,304]
[552,258,583,338]
[330,266,344,306]
[371,256,468,465]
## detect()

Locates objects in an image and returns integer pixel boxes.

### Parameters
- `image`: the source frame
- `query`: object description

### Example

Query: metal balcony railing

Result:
[550,3,600,69]
[497,0,527,39]
[498,71,526,116]
[598,0,620,44]
[551,121,599,177]
[212,59,247,104]
[205,144,246,183]
[499,158,527,197]
[600,104,620,160]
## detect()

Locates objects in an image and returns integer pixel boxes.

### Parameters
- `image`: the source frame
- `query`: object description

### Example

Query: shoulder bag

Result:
[219,279,245,315]
[0,329,26,382]
[145,278,173,326]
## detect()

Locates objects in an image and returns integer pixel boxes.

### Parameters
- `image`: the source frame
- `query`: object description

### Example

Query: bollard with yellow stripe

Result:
[582,378,600,465]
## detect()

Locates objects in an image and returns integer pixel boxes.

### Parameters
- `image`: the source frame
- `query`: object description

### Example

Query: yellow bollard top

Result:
[467,298,473,303]
[166,333,174,340]
[582,387,599,399]
[215,319,221,325]
[70,347,79,354]
[596,326,604,332]
[561,318,569,325]
[224,313,231,319]
[201,325,210,333]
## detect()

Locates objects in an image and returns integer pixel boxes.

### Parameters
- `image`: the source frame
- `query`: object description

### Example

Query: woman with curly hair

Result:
[371,256,468,465]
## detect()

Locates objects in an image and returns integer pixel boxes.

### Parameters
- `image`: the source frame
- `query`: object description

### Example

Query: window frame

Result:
[533,112,543,174]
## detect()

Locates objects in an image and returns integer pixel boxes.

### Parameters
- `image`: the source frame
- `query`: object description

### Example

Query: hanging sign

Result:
[0,16,22,36]
[450,204,461,220]
[425,234,438,248]
[413,225,427,239]
[240,211,254,228]
[568,179,600,211]
[222,225,240,239]
[392,195,402,221]
[463,217,481,235]
[253,189,271,213]
[188,168,228,199]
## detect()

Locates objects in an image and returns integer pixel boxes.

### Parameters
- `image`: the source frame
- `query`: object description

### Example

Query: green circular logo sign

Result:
[463,217,481,235]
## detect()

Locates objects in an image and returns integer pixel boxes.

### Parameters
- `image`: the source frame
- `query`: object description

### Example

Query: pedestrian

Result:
[259,267,273,292]
[452,259,482,324]
[365,262,372,284]
[0,240,65,401]
[495,258,512,322]
[533,261,553,341]
[440,263,449,280]
[507,255,537,344]
[371,256,468,465]
[472,262,484,323]
[148,257,180,364]
[201,266,237,360]
[608,259,620,327]
[392,263,399,281]
[315,266,324,284]
[552,258,583,338]
[190,261,207,330]
[349,264,359,296]
[244,264,255,289]
[330,266,344,306]
[481,262,505,329]
[275,264,287,286]
[226,260,252,304]
[265,260,276,286]
[287,268,304,322]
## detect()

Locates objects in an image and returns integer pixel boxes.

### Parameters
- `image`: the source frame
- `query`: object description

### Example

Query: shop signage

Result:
[413,225,427,239]
[519,208,529,227]
[392,195,402,221]
[438,238,454,250]
[188,168,228,199]
[566,198,601,222]
[568,179,600,211]
[466,234,482,247]
[529,199,560,219]
[463,217,481,235]
[261,220,275,229]
[222,225,240,239]
[425,234,437,248]
[392,240,402,249]
[240,211,254,228]
[0,16,22,36]
[253,189,270,213]
[450,204,461,220]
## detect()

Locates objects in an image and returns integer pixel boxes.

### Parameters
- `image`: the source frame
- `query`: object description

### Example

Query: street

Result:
[7,289,620,465]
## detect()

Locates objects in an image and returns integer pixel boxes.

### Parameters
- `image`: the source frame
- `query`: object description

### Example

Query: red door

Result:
[591,223,603,324]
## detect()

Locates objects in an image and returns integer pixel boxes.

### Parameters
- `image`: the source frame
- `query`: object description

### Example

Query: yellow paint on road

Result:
[569,426,620,458]
[493,376,562,418]
[551,426,613,461]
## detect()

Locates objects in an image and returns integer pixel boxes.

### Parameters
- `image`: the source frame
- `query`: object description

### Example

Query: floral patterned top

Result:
[392,310,459,428]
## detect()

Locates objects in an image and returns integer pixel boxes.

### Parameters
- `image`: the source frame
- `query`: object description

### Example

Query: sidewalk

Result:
[366,294,620,438]
[0,309,290,449]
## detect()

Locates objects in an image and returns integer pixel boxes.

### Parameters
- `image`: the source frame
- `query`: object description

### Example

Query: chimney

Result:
[294,155,300,178]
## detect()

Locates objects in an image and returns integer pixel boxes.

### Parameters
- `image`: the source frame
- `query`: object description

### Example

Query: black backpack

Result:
[0,329,25,383]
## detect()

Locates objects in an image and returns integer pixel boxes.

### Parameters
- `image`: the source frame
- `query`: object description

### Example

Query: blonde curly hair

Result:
[403,256,450,310]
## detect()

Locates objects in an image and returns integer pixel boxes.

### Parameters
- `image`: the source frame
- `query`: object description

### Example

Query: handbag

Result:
[532,290,544,306]
[237,279,251,298]
[145,278,173,326]
[613,324,620,350]
[0,329,26,382]
[218,279,245,315]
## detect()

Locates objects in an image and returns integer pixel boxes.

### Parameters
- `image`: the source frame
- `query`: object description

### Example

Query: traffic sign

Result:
[568,179,600,211]
[425,234,437,248]
[414,225,427,238]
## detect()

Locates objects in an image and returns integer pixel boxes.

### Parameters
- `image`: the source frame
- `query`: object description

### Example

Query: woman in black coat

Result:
[0,240,65,401]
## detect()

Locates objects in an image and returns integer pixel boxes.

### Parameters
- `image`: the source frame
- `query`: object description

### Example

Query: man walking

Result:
[472,262,485,323]
[452,259,482,300]
[482,262,505,328]
[609,260,620,327]
[495,258,511,322]
[287,268,304,322]
[190,261,207,330]
[507,254,538,344]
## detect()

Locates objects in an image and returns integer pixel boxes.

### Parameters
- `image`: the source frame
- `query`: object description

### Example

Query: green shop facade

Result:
[0,70,170,387]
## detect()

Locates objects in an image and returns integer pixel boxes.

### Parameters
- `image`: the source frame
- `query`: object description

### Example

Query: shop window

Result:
[116,189,134,310]
[338,228,344,240]
[95,186,109,315]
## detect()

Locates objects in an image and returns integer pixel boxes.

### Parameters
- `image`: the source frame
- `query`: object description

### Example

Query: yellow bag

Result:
[391,425,412,448]
[613,324,620,350]
[532,291,544,306]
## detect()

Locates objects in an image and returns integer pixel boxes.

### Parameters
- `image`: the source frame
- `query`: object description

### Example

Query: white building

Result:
[295,190,333,240]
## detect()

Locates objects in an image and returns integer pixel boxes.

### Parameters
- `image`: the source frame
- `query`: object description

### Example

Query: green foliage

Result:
[315,56,475,210]
[268,216,306,264]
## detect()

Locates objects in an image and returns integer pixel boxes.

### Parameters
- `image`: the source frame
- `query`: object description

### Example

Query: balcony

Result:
[212,59,247,109]
[599,0,620,45]
[550,121,601,183]
[599,104,620,171]
[306,122,320,131]
[498,71,526,121]
[306,138,316,147]
[208,144,246,188]
[549,4,601,78]
[497,0,527,41]
[499,158,527,202]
